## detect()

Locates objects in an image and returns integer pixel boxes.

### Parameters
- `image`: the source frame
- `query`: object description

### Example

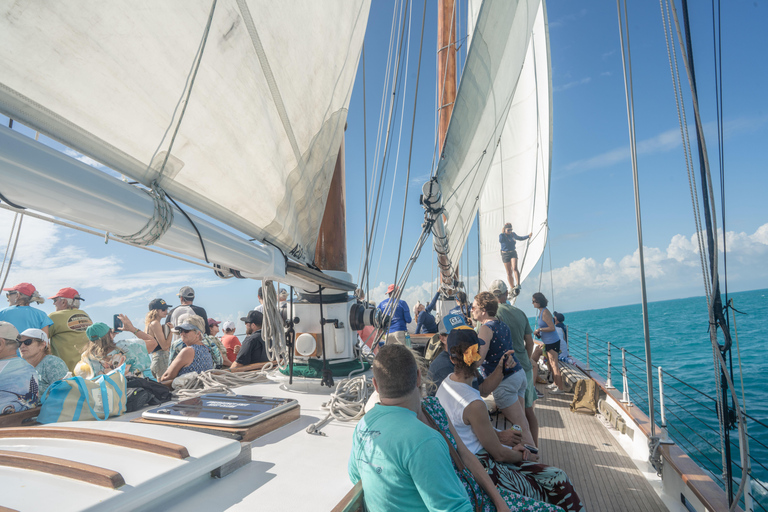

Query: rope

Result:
[0,212,22,291]
[322,373,373,422]
[261,280,287,367]
[113,183,174,247]
[172,365,273,400]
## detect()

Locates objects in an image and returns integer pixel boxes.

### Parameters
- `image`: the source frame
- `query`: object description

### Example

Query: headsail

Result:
[0,1,370,266]
[474,0,552,291]
[427,0,546,287]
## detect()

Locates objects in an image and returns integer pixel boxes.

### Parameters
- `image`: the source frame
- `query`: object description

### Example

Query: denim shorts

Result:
[492,369,527,409]
[501,250,518,263]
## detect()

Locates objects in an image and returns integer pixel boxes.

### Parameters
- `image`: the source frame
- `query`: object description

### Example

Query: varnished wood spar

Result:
[0,407,39,428]
[315,130,346,272]
[437,0,457,152]
[0,449,125,488]
[0,506,20,512]
[0,427,189,459]
[330,480,364,512]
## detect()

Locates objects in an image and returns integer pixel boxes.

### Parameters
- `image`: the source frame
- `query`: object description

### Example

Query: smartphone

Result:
[113,314,123,331]
[524,444,539,454]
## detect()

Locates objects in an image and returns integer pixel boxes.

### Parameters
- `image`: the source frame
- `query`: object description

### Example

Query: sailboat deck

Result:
[532,384,667,512]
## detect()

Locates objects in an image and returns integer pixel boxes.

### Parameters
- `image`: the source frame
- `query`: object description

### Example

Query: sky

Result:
[0,0,766,335]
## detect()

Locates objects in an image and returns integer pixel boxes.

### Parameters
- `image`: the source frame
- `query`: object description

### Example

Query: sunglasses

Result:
[5,292,18,298]
[177,329,192,334]
[19,338,40,346]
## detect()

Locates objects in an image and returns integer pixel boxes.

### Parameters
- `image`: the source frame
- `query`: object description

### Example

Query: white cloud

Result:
[554,77,591,92]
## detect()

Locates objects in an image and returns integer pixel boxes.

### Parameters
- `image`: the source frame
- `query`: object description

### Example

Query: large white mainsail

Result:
[429,0,545,287]
[0,1,370,267]
[473,1,552,292]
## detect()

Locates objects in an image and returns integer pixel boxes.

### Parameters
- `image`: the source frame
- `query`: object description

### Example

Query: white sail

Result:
[475,1,552,291]
[432,0,542,274]
[0,0,370,266]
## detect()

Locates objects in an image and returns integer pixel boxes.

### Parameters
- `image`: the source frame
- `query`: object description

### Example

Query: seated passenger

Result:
[0,283,53,335]
[76,322,154,380]
[19,328,68,395]
[426,321,451,393]
[436,326,584,511]
[0,321,39,414]
[161,323,214,381]
[167,314,223,368]
[231,310,269,368]
[220,321,241,363]
[349,344,473,512]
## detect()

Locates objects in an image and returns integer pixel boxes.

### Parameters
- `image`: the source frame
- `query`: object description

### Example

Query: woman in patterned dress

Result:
[161,322,213,381]
[436,326,584,511]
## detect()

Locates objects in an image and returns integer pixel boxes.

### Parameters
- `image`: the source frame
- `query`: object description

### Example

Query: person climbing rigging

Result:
[499,223,532,296]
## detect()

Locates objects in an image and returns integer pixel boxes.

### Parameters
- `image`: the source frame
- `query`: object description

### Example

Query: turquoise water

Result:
[552,288,768,508]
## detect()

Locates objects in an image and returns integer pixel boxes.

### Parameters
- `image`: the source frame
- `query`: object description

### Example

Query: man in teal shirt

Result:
[348,344,472,512]
[489,279,540,446]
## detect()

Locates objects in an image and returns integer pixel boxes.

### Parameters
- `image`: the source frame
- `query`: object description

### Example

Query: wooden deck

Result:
[531,384,668,512]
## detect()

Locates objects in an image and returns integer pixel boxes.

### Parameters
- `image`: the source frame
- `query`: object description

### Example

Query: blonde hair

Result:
[145,309,162,330]
[82,333,117,362]
[177,313,205,332]
[16,292,45,306]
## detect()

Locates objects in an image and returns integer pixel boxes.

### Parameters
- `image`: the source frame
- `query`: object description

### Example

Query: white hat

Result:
[20,328,49,345]
[489,279,508,295]
[0,321,19,341]
[222,321,235,332]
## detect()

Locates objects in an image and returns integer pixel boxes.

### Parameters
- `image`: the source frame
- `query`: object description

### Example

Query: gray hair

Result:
[177,313,206,333]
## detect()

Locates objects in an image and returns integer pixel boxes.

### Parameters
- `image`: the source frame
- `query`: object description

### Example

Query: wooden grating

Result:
[0,427,189,459]
[533,383,668,512]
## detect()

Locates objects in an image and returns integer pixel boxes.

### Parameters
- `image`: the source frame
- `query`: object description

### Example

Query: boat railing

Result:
[566,327,766,512]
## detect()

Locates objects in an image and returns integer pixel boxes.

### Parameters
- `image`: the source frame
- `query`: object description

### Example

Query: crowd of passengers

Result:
[0,283,271,415]
[351,279,582,511]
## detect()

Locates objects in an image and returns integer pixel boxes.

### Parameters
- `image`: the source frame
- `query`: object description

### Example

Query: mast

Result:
[437,0,458,152]
[314,130,347,272]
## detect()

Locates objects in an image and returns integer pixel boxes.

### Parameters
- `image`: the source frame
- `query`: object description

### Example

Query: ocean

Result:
[551,288,768,508]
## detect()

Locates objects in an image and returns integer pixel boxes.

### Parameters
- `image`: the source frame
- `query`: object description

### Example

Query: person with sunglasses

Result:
[75,322,154,380]
[161,322,213,382]
[0,283,53,335]
[0,321,40,415]
[47,287,92,372]
[18,328,68,395]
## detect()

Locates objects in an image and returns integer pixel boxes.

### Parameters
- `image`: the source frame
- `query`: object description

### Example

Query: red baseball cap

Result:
[48,287,84,301]
[387,284,396,294]
[3,282,36,296]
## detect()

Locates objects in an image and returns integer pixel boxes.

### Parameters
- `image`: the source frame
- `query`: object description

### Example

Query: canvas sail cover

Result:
[433,0,549,288]
[473,1,551,291]
[0,1,370,265]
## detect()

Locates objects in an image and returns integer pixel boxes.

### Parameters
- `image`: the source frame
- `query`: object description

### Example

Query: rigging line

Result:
[164,193,209,264]
[548,237,554,311]
[0,204,213,270]
[393,0,427,285]
[0,213,22,292]
[0,212,18,282]
[152,0,218,180]
[712,0,729,306]
[660,0,711,301]
[362,44,370,302]
[362,0,410,287]
[376,0,414,283]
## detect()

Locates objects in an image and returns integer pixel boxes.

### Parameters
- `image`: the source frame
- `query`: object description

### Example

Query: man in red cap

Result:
[376,284,411,345]
[47,287,93,371]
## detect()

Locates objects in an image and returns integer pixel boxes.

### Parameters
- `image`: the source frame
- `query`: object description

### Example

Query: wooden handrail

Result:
[0,427,189,459]
[0,450,125,488]
[330,480,364,512]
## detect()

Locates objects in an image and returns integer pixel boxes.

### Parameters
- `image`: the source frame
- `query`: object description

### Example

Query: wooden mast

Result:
[314,129,347,272]
[437,0,457,152]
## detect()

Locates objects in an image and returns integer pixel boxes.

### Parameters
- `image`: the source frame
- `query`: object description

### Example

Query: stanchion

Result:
[606,341,615,389]
[585,332,591,371]
[657,367,673,444]
[620,348,633,407]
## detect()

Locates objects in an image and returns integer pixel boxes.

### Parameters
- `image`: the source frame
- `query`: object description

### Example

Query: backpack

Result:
[570,378,599,415]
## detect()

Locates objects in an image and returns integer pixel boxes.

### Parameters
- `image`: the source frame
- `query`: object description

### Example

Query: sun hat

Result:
[0,321,19,341]
[48,287,84,301]
[86,322,111,341]
[20,328,49,345]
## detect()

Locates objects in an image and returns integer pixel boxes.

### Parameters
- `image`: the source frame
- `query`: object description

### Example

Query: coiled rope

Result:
[261,280,287,367]
[171,364,274,400]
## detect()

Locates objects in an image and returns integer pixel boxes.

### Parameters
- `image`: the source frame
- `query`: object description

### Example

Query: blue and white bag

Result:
[37,364,127,423]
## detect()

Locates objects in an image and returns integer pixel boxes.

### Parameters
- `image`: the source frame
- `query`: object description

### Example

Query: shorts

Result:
[501,250,518,263]
[150,350,169,380]
[492,369,527,409]
[545,340,561,353]
[524,368,537,408]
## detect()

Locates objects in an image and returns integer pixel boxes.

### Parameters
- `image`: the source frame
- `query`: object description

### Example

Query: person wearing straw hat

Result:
[0,321,39,414]
[47,287,93,372]
[19,328,68,395]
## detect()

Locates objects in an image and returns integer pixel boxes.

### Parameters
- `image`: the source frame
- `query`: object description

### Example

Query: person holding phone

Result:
[144,299,174,380]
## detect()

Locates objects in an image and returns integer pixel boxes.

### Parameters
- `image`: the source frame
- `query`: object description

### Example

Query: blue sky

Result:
[1,0,766,333]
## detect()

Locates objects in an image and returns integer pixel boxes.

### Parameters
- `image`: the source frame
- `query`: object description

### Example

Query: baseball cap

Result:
[438,319,448,335]
[20,328,49,345]
[446,325,485,353]
[173,322,201,333]
[222,321,235,331]
[3,282,35,296]
[48,287,84,301]
[386,284,396,294]
[441,312,467,332]
[178,286,195,300]
[208,318,221,327]
[86,322,111,341]
[489,279,508,296]
[240,310,263,325]
[553,311,565,323]
[0,321,19,341]
[149,298,171,311]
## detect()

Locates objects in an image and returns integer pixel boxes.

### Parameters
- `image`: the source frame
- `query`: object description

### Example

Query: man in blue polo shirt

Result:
[377,285,411,345]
